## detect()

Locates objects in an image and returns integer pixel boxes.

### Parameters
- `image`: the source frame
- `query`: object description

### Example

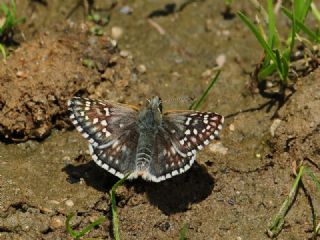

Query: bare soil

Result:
[0,1,319,239]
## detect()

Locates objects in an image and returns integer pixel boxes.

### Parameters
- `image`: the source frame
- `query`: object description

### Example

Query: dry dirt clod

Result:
[0,26,136,142]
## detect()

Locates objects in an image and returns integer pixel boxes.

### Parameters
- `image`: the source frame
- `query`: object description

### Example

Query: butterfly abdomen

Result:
[135,131,156,172]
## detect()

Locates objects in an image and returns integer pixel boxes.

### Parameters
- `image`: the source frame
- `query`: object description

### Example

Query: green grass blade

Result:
[179,223,189,240]
[267,166,305,237]
[294,0,312,22]
[189,70,220,110]
[291,0,312,43]
[274,49,285,82]
[0,2,9,15]
[66,212,106,239]
[237,12,278,65]
[281,56,289,84]
[110,173,131,240]
[0,44,6,60]
[66,213,79,239]
[315,222,320,237]
[77,216,106,238]
[267,0,276,48]
[304,167,320,192]
[9,0,17,17]
[258,62,277,79]
[282,7,320,43]
[311,3,320,23]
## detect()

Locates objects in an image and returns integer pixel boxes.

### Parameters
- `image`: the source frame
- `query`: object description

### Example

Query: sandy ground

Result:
[0,1,319,239]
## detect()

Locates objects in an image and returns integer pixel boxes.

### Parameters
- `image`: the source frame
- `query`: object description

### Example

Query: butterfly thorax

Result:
[135,97,162,173]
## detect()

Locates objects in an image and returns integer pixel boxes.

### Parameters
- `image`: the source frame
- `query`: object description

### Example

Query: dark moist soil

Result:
[0,1,319,239]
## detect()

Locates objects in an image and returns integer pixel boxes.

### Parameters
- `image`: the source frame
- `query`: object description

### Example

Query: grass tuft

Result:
[0,0,24,60]
[238,0,319,95]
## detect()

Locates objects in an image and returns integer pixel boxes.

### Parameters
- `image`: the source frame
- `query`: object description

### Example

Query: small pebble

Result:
[209,142,228,155]
[205,19,214,32]
[119,6,133,15]
[137,64,147,73]
[266,81,273,88]
[222,30,230,36]
[201,69,212,78]
[65,199,74,207]
[50,216,64,229]
[216,54,226,68]
[270,119,282,137]
[229,123,235,131]
[120,50,130,58]
[62,156,71,162]
[16,70,27,78]
[111,26,124,40]
[48,200,60,205]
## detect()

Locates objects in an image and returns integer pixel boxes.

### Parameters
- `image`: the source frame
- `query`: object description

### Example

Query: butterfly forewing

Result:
[68,97,139,177]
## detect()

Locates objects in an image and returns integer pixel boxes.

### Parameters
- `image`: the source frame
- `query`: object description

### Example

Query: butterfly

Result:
[68,96,224,182]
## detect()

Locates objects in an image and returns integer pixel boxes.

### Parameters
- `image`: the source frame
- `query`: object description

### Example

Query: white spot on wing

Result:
[172,170,178,176]
[101,120,107,126]
[165,173,172,179]
[105,130,111,138]
[185,117,192,125]
[104,108,110,116]
[102,164,109,170]
[76,126,83,132]
[82,132,89,138]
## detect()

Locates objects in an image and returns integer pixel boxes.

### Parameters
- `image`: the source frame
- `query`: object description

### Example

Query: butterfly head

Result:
[138,96,163,129]
[146,96,163,113]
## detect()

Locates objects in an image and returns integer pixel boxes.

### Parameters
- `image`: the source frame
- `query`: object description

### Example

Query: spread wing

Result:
[68,97,139,178]
[148,111,224,182]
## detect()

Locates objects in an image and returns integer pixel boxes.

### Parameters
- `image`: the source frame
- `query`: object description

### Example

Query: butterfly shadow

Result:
[63,161,214,215]
[128,162,215,215]
[63,161,121,192]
